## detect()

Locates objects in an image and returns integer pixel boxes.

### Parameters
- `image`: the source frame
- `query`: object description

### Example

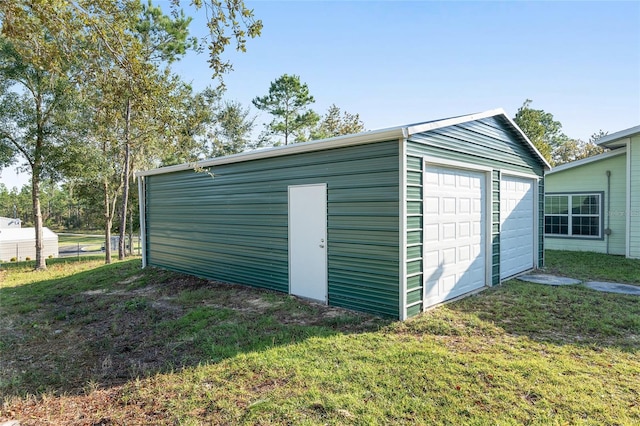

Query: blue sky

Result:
[2,0,639,189]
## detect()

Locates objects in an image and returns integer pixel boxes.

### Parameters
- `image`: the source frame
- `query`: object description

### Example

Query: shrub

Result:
[10,257,17,262]
[25,257,31,261]
[48,255,53,259]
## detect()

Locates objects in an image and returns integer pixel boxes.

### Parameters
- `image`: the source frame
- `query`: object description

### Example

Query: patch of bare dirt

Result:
[1,386,168,426]
[1,270,385,424]
[117,274,144,285]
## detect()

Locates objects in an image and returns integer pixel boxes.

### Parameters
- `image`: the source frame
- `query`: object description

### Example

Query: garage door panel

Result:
[443,223,456,239]
[424,224,439,241]
[425,197,439,214]
[424,166,487,306]
[500,175,535,279]
[459,222,470,237]
[443,197,456,213]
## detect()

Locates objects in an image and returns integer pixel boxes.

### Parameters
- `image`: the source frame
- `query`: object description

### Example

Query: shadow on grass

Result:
[402,279,640,352]
[0,258,390,401]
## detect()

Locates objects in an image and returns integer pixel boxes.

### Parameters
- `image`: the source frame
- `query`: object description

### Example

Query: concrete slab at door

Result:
[288,184,328,303]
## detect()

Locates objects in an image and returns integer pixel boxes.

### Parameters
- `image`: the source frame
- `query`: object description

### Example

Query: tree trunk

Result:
[32,93,46,270]
[118,98,132,260]
[104,181,112,265]
[128,201,133,256]
[32,172,46,270]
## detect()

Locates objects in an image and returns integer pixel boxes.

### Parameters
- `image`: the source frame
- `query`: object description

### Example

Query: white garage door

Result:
[424,166,486,306]
[500,175,535,279]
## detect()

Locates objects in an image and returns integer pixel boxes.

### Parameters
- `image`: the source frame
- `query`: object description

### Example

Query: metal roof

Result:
[546,147,627,175]
[0,227,58,242]
[136,108,551,178]
[596,125,640,148]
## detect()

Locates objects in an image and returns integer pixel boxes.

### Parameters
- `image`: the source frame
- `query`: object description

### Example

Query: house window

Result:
[544,193,602,238]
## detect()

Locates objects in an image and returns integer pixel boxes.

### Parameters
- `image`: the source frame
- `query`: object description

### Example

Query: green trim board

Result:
[492,170,501,285]
[538,178,545,268]
[405,154,424,318]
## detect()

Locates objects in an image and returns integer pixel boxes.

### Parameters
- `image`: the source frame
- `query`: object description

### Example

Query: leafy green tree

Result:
[0,183,32,226]
[210,100,256,157]
[160,87,218,166]
[589,130,609,145]
[252,74,320,145]
[514,100,609,166]
[0,32,81,269]
[1,0,262,265]
[311,104,365,140]
[513,99,564,164]
[552,136,605,165]
[0,183,26,222]
[173,0,262,88]
[552,129,607,165]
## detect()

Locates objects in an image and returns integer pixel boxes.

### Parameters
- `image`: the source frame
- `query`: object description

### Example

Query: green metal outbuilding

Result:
[137,108,550,319]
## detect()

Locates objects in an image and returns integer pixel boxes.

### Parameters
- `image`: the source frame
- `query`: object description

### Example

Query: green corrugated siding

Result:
[492,170,501,285]
[145,141,400,318]
[407,117,545,176]
[403,116,545,318]
[406,303,422,317]
[404,155,424,319]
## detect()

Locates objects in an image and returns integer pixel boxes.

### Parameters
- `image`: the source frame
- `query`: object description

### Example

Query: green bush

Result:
[25,257,31,261]
[10,257,17,262]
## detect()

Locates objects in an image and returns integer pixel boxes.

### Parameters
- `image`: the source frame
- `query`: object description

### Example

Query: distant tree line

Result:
[0,0,262,269]
[0,2,365,270]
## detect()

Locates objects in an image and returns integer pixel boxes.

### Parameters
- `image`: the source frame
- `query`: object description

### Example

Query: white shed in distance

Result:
[0,227,58,262]
[0,217,22,229]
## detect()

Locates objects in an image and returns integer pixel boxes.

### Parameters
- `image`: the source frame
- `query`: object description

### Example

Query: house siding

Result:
[144,141,400,318]
[403,116,545,318]
[630,136,640,258]
[545,152,627,255]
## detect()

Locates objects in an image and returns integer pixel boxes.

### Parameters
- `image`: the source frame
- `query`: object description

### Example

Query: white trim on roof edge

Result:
[546,147,627,175]
[596,125,640,148]
[406,108,504,134]
[136,126,407,177]
[500,113,552,171]
[136,108,551,178]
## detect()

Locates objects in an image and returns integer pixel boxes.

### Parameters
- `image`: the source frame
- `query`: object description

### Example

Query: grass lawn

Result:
[57,233,105,245]
[57,233,141,253]
[544,250,640,285]
[1,252,639,425]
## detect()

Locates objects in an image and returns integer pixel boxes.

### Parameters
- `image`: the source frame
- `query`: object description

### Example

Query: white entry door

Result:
[289,184,328,303]
[500,175,536,279]
[423,166,487,306]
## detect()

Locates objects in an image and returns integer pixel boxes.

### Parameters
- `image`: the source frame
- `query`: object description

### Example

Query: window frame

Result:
[544,191,604,240]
